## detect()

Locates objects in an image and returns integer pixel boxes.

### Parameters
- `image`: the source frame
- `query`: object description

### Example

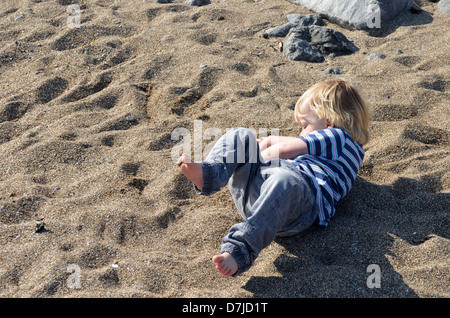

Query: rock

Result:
[309,25,357,53]
[266,23,296,37]
[438,0,450,15]
[35,220,46,233]
[285,0,413,30]
[283,26,357,62]
[126,114,136,122]
[409,3,423,14]
[321,66,347,75]
[284,37,324,62]
[366,52,386,61]
[286,14,325,26]
[155,0,173,3]
[185,0,211,6]
[265,14,325,37]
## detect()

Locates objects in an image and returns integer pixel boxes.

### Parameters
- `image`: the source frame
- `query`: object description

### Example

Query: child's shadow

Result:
[243,177,449,297]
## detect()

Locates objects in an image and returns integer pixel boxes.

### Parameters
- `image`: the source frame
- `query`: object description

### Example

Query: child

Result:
[177,79,370,276]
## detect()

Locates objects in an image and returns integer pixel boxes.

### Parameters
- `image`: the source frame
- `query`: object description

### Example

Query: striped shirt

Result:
[285,128,365,227]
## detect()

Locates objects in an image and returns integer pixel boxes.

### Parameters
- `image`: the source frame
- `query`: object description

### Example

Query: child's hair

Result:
[295,79,371,145]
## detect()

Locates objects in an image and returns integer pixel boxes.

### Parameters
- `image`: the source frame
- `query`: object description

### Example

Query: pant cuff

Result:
[193,162,214,196]
[220,243,249,277]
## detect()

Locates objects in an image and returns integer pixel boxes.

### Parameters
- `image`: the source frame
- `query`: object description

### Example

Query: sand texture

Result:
[0,0,448,298]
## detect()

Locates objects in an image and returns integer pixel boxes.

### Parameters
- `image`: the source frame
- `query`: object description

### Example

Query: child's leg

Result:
[178,127,263,196]
[220,163,316,276]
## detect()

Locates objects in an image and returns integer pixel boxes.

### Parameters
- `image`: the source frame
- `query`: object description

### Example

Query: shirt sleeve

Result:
[299,128,346,160]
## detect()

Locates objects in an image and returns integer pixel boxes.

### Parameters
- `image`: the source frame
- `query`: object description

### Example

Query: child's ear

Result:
[326,119,335,128]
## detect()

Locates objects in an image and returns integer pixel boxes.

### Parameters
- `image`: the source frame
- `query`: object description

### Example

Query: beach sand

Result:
[0,0,448,298]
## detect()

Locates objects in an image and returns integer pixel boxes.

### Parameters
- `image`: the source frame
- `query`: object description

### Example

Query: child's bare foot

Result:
[177,153,203,191]
[212,252,238,276]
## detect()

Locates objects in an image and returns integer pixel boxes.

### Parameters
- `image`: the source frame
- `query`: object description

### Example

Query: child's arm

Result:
[257,136,300,151]
[259,137,308,160]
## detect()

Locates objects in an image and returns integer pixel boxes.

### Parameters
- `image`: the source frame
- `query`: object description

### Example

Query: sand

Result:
[0,0,448,298]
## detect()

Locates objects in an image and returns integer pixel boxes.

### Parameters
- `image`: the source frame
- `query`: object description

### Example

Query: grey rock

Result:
[321,66,347,75]
[283,26,357,62]
[286,14,325,26]
[266,23,296,37]
[285,0,413,30]
[438,0,450,15]
[185,0,211,6]
[308,25,357,53]
[284,37,324,62]
[155,0,173,3]
[366,52,386,61]
[265,14,325,37]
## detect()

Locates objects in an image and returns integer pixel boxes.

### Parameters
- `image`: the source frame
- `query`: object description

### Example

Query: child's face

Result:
[297,96,332,136]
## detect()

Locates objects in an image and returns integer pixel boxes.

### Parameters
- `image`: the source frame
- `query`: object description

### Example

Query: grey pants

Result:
[197,128,316,276]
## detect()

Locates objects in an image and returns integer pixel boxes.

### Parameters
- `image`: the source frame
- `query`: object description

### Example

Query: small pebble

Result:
[35,220,46,233]
[321,66,347,75]
[366,53,386,61]
[199,64,208,69]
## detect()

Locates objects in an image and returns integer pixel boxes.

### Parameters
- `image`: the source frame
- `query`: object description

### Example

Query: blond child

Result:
[177,79,370,276]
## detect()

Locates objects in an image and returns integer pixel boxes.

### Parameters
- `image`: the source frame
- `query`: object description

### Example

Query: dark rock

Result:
[283,26,357,62]
[35,220,46,233]
[185,0,211,6]
[367,52,386,61]
[283,28,324,62]
[287,14,325,26]
[266,23,296,37]
[321,66,347,75]
[265,14,325,37]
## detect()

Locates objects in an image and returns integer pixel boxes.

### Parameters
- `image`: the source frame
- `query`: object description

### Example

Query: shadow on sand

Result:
[366,4,434,37]
[243,176,449,297]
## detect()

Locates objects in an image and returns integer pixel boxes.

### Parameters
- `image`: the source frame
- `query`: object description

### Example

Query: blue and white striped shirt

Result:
[285,128,365,227]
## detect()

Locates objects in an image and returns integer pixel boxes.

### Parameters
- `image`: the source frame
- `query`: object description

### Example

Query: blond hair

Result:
[295,79,371,145]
